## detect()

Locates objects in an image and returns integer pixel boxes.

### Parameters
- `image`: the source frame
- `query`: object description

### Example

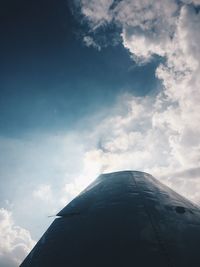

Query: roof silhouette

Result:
[20,171,200,267]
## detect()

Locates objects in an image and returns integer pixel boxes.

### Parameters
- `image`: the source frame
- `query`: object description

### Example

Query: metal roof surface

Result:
[20,171,200,267]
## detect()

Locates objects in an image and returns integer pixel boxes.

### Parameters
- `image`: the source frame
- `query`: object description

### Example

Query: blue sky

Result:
[0,0,158,136]
[1,1,200,266]
[0,0,158,233]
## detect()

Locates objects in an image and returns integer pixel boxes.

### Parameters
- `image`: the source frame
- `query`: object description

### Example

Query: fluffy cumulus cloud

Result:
[73,0,200,204]
[0,208,35,267]
[80,0,114,28]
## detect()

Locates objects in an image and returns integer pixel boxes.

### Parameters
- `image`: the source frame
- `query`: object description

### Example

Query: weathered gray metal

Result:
[20,171,200,267]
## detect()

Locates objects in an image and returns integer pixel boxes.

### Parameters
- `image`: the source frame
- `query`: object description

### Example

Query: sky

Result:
[0,0,200,266]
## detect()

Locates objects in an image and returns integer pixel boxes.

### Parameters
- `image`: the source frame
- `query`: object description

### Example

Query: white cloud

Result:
[83,36,101,50]
[0,132,86,245]
[0,208,35,267]
[75,0,200,204]
[33,184,52,202]
[2,1,200,262]
[71,91,200,204]
[80,0,114,28]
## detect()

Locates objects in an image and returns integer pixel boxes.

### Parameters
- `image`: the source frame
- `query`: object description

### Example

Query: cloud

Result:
[33,184,52,202]
[173,167,200,179]
[182,0,200,5]
[80,0,114,29]
[78,94,173,174]
[73,0,200,204]
[83,36,101,50]
[2,1,200,262]
[73,91,200,204]
[0,208,35,267]
[0,132,86,245]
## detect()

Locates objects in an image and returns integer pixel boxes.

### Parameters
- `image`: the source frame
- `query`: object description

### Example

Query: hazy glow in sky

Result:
[1,0,200,266]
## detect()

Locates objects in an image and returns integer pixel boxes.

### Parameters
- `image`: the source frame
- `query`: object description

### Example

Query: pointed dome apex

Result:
[20,171,200,267]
